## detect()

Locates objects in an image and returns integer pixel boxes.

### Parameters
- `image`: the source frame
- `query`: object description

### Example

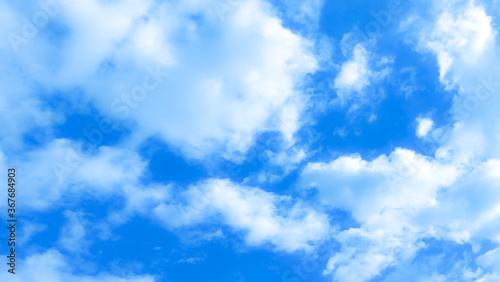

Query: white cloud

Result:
[0,3,328,259]
[334,44,371,93]
[2,137,327,254]
[6,1,500,280]
[333,37,392,104]
[418,159,500,245]
[477,247,500,275]
[299,148,500,280]
[7,139,147,210]
[421,2,496,86]
[298,3,500,279]
[414,1,500,164]
[0,249,154,282]
[477,274,500,282]
[52,0,154,86]
[299,148,469,280]
[58,210,90,253]
[301,149,458,221]
[416,117,434,138]
[1,0,319,160]
[153,179,331,252]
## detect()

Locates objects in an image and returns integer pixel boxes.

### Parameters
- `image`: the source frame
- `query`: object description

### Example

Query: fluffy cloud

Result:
[477,247,500,278]
[301,149,459,221]
[5,139,147,210]
[300,149,459,280]
[420,1,496,86]
[8,138,329,253]
[407,0,500,163]
[296,2,500,280]
[333,36,392,104]
[2,137,328,253]
[416,117,434,138]
[1,0,319,160]
[0,4,326,260]
[334,44,371,93]
[299,147,496,280]
[153,178,331,252]
[0,56,63,150]
[5,0,500,280]
[87,176,330,253]
[407,1,500,166]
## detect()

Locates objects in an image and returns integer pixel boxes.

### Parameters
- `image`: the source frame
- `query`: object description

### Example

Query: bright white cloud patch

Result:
[422,2,496,85]
[299,149,464,280]
[413,1,500,164]
[334,44,371,93]
[333,36,392,104]
[154,179,331,252]
[1,0,318,160]
[3,137,328,253]
[416,117,434,138]
[301,149,459,221]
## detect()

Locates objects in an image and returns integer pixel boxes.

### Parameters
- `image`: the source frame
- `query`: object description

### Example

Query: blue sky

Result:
[2,0,500,281]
